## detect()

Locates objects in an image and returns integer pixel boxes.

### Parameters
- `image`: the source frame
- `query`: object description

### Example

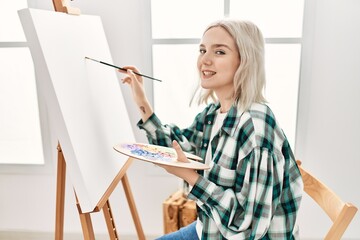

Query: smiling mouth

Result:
[202,71,216,76]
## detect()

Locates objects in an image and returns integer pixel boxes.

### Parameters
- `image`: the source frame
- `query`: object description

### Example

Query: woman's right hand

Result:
[120,66,145,105]
[120,66,153,121]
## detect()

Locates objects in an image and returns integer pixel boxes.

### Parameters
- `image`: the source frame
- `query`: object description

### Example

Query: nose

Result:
[199,52,212,66]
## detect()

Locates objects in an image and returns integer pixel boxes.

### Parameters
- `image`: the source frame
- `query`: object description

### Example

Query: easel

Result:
[55,144,145,239]
[52,1,145,239]
[52,0,81,15]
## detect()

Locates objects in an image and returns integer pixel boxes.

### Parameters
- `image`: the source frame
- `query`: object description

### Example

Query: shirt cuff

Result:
[188,175,217,205]
[136,113,163,134]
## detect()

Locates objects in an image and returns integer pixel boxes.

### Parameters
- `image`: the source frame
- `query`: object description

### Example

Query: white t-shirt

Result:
[196,109,227,238]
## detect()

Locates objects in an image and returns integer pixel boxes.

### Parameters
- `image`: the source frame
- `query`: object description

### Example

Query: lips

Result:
[202,70,216,76]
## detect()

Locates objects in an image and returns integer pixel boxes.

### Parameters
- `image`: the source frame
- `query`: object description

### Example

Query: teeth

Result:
[203,71,216,76]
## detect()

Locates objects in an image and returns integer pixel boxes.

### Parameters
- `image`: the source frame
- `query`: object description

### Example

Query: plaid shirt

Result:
[138,102,303,239]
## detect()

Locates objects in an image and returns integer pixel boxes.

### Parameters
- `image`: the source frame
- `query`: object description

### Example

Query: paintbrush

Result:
[85,56,162,82]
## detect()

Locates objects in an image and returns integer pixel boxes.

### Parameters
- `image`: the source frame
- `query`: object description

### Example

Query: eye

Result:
[215,50,226,55]
[199,48,206,54]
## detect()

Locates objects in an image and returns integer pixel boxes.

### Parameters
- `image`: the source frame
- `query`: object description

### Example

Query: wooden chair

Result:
[296,160,358,240]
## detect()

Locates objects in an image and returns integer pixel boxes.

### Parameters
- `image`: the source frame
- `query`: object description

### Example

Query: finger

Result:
[127,69,144,87]
[122,65,140,73]
[127,69,136,78]
[121,76,131,84]
[118,65,140,78]
[172,140,190,163]
[117,65,136,73]
[117,68,127,74]
[126,69,138,82]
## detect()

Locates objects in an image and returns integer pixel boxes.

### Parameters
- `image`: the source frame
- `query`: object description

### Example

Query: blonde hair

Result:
[194,19,267,111]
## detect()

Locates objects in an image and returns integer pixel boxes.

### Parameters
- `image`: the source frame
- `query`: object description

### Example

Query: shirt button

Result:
[203,143,208,148]
[208,121,212,124]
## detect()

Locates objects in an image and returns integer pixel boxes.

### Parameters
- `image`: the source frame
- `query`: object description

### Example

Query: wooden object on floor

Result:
[179,199,197,228]
[296,160,358,240]
[163,190,197,234]
[163,191,186,234]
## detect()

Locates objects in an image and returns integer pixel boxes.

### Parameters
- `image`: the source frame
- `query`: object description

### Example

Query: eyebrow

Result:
[199,43,233,51]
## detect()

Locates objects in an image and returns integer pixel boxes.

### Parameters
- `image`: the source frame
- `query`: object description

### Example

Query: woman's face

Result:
[197,26,240,96]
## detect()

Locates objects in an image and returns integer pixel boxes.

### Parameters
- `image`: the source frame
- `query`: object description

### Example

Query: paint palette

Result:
[113,143,209,170]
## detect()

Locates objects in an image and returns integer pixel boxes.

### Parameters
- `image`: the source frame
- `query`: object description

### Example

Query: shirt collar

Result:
[207,102,221,115]
[206,102,245,137]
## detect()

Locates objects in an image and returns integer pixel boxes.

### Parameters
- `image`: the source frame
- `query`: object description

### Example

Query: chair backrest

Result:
[296,160,358,240]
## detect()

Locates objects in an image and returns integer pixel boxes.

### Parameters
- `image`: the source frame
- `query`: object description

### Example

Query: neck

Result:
[218,98,233,113]
[214,87,235,113]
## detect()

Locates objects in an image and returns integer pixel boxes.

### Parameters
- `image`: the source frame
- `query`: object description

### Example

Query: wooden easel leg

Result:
[55,144,66,240]
[122,174,146,240]
[55,151,144,240]
[76,201,95,240]
[103,200,119,240]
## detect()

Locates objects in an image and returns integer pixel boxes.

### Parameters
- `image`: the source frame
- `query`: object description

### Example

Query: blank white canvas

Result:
[18,8,135,213]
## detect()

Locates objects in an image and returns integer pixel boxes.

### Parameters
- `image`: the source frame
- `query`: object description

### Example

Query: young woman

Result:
[121,19,303,240]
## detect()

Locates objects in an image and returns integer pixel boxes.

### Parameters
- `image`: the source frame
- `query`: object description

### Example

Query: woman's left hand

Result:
[156,140,200,186]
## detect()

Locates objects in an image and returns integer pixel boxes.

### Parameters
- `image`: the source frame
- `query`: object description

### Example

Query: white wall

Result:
[1,0,359,239]
[296,0,360,238]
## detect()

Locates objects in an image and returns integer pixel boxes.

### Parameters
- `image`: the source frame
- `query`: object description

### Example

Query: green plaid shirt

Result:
[138,102,303,239]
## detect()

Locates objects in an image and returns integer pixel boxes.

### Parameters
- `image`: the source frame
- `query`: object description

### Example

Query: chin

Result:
[200,84,211,90]
[200,80,212,89]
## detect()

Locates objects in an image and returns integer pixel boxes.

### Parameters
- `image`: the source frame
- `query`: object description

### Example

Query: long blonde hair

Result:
[194,19,267,111]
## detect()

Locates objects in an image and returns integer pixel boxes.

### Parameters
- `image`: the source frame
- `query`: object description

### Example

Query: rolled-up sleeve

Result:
[137,112,204,154]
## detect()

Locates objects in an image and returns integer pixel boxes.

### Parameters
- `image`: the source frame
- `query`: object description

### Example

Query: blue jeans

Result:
[155,221,199,240]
